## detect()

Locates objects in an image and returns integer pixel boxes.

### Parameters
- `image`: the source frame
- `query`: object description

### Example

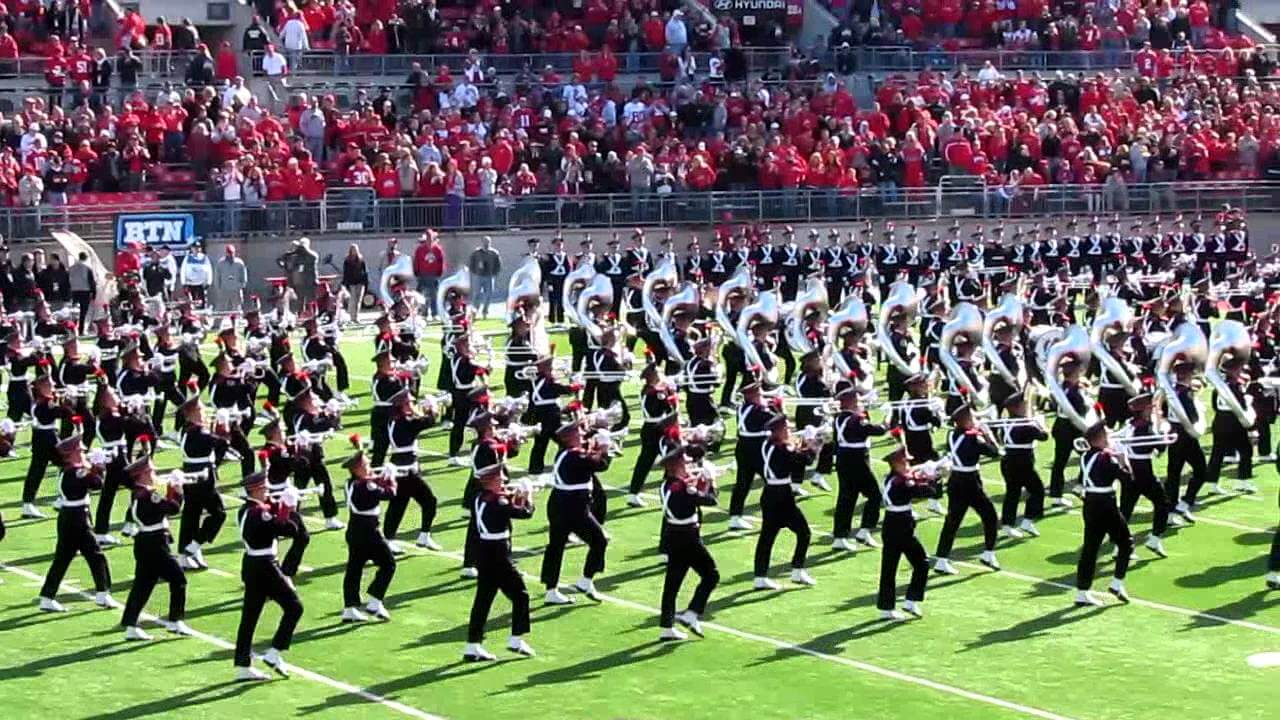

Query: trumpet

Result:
[419,391,452,418]
[394,356,431,376]
[682,422,726,446]
[268,484,323,508]
[515,357,570,381]
[574,369,640,383]
[1113,433,1177,448]
[495,422,539,444]
[590,427,624,456]
[796,423,834,446]
[158,470,209,489]
[492,395,529,420]
[290,429,335,448]
[57,382,97,401]
[910,458,952,482]
[583,403,625,430]
[304,357,334,374]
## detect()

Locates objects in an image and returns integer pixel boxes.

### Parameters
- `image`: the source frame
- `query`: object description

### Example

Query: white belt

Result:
[764,476,792,486]
[532,397,559,406]
[137,519,169,533]
[390,445,418,456]
[372,401,393,407]
[738,430,768,438]
[1004,444,1035,450]
[643,412,676,425]
[553,481,591,491]
[1127,453,1153,460]
[33,420,58,430]
[885,503,911,513]
[99,349,119,361]
[1100,382,1124,389]
[58,497,89,508]
[1084,487,1116,494]
[348,502,381,517]
[478,529,511,540]
[949,457,978,472]
[838,441,869,449]
[245,542,278,557]
[184,454,215,466]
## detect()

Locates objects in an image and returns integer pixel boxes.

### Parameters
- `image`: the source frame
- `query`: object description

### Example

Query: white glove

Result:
[279,486,302,509]
[87,448,109,466]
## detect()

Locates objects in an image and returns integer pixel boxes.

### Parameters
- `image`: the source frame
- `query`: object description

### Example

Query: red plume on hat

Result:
[348,433,362,447]
[663,424,681,441]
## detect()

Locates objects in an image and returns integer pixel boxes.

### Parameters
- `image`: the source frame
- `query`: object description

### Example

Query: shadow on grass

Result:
[0,638,154,680]
[80,680,256,720]
[961,604,1111,650]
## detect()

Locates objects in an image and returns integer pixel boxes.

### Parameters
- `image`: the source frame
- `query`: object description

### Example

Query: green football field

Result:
[0,320,1277,720]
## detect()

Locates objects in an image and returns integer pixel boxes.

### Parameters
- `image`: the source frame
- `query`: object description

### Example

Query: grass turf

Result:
[0,319,1277,720]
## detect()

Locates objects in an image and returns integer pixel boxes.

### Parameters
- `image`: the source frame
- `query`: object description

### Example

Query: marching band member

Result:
[176,304,211,391]
[1074,422,1134,607]
[1118,393,1171,557]
[877,447,940,621]
[465,463,536,661]
[1166,358,1208,522]
[717,285,748,410]
[369,349,405,466]
[290,389,343,530]
[341,442,397,623]
[590,326,631,431]
[208,353,257,478]
[382,388,442,553]
[278,354,312,432]
[792,352,834,492]
[901,374,941,464]
[448,334,487,462]
[832,383,887,551]
[57,332,99,446]
[120,457,191,640]
[95,316,123,382]
[243,306,282,404]
[1205,356,1257,494]
[540,419,610,605]
[176,397,231,570]
[233,472,306,681]
[987,320,1023,415]
[260,420,311,577]
[727,379,777,530]
[91,386,151,546]
[148,323,185,433]
[932,404,1002,575]
[527,351,574,480]
[2,330,37,422]
[300,315,337,402]
[22,375,70,518]
[37,434,120,613]
[683,334,719,443]
[1049,355,1089,508]
[627,363,678,507]
[543,236,570,325]
[502,314,536,409]
[597,236,626,312]
[753,413,817,590]
[998,393,1047,539]
[460,407,520,578]
[316,288,352,398]
[657,442,720,641]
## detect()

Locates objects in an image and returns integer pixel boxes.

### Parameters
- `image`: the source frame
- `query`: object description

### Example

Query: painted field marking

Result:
[1246,652,1280,668]
[0,561,447,720]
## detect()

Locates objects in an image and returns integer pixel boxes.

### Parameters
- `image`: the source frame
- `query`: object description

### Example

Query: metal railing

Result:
[0,43,1271,84]
[7,181,1277,243]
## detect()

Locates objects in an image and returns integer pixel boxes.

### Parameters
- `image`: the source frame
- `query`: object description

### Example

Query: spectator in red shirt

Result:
[412,231,445,318]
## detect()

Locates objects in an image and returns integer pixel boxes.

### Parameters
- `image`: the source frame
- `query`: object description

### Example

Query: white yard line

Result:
[0,560,446,720]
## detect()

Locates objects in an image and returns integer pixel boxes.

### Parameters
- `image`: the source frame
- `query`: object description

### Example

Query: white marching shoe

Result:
[449,456,467,467]
[1267,572,1280,590]
[880,609,906,621]
[1145,535,1168,558]
[162,620,194,636]
[507,636,535,656]
[236,665,270,682]
[1108,579,1131,603]
[831,537,857,552]
[120,522,138,538]
[790,569,816,587]
[659,627,688,642]
[574,577,601,600]
[753,577,780,591]
[415,532,442,551]
[1000,525,1024,540]
[1074,590,1104,607]
[1018,518,1041,537]
[933,558,959,575]
[676,610,704,637]
[261,648,290,677]
[791,484,810,498]
[182,542,208,569]
[854,528,879,548]
[1174,502,1196,523]
[978,551,1001,570]
[1211,483,1230,496]
[460,566,479,579]
[366,599,391,620]
[926,499,945,514]
[1167,513,1188,528]
[545,588,575,605]
[124,626,153,641]
[341,607,369,623]
[38,597,66,613]
[727,515,752,530]
[21,502,44,519]
[324,517,345,530]
[808,473,832,492]
[463,643,497,661]
[95,592,122,609]
[387,540,407,555]
[1052,496,1075,509]
[95,533,121,547]
[625,494,646,508]
[1238,480,1259,494]
[902,600,924,618]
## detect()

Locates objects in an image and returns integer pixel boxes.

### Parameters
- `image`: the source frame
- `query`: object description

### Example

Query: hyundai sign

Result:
[711,0,801,27]
[115,213,196,251]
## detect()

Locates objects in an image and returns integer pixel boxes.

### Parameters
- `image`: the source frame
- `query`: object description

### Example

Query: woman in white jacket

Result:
[180,246,213,306]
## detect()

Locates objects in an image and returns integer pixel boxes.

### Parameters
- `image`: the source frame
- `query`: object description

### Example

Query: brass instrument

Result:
[1044,325,1099,432]
[642,255,680,333]
[1155,321,1208,438]
[378,253,415,306]
[1090,297,1141,396]
[507,256,549,356]
[715,264,755,340]
[982,292,1025,388]
[435,265,473,329]
[561,261,596,328]
[783,277,829,356]
[735,290,781,382]
[939,302,987,407]
[875,281,921,377]
[658,283,701,365]
[1205,319,1256,427]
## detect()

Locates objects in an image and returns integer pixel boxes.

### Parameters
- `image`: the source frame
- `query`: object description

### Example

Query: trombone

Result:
[880,397,944,413]
[983,415,1047,430]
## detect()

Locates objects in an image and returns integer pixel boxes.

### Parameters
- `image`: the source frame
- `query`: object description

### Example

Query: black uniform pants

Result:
[370,408,391,466]
[6,378,30,421]
[877,512,928,610]
[449,396,472,457]
[331,349,350,392]
[1000,452,1045,525]
[40,510,111,598]
[93,462,129,534]
[595,383,629,431]
[629,425,661,494]
[753,484,810,576]
[469,545,530,643]
[122,537,187,625]
[833,452,879,537]
[660,530,719,627]
[1120,459,1169,537]
[177,477,226,550]
[934,473,998,558]
[344,525,396,606]
[1076,494,1132,590]
[1166,435,1207,506]
[528,428,553,475]
[547,280,566,324]
[1099,387,1130,428]
[23,431,60,503]
[234,557,304,667]
[152,374,186,433]
[280,512,311,577]
[728,440,764,517]
[1050,421,1081,498]
[178,351,210,392]
[384,472,437,539]
[719,346,744,407]
[1207,418,1253,486]
[540,490,608,588]
[568,328,588,372]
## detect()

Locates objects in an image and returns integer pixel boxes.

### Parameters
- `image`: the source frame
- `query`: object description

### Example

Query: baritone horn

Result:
[561,262,597,328]
[659,283,701,365]
[377,253,416,307]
